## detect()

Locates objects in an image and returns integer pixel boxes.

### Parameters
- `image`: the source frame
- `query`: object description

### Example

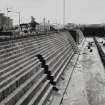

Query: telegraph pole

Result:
[8,10,21,31]
[7,8,9,29]
[16,11,21,31]
[63,0,65,26]
[6,7,12,29]
[43,18,45,32]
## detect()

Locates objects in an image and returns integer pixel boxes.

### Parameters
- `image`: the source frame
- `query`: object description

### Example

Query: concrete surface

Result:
[62,38,105,105]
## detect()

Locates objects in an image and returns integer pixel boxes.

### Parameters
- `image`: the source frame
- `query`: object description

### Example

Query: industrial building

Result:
[0,13,13,31]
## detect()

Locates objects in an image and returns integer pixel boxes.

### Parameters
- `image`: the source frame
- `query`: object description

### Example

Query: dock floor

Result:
[62,38,105,105]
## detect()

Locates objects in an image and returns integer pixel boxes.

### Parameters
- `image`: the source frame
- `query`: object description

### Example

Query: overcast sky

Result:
[0,0,105,24]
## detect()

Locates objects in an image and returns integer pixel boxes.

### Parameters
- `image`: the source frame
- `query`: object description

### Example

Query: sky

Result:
[0,0,105,25]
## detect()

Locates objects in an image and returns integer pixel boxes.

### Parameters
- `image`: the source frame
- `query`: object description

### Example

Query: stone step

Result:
[0,68,45,104]
[46,44,71,68]
[38,85,53,105]
[54,51,74,82]
[0,61,41,89]
[48,46,73,73]
[43,43,70,62]
[52,48,74,80]
[15,80,50,105]
[27,80,50,105]
[0,54,38,76]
